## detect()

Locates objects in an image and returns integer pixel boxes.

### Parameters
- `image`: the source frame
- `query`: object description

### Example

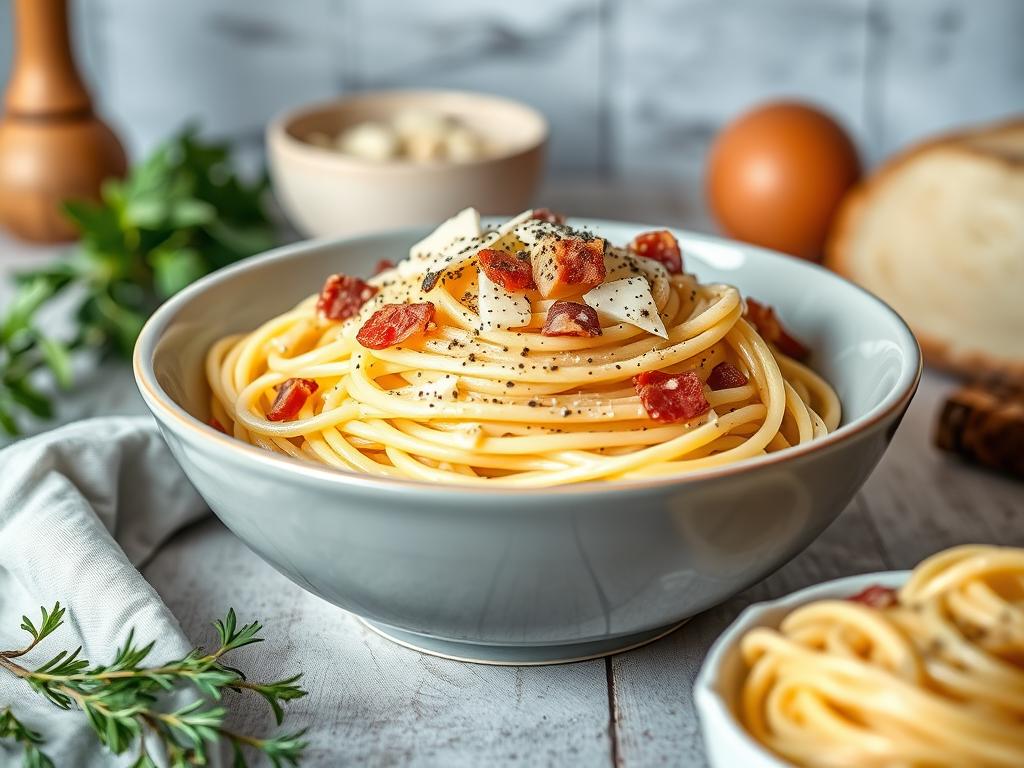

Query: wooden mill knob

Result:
[0,0,127,244]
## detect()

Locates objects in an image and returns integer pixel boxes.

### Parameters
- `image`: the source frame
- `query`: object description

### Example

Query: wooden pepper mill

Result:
[0,0,126,243]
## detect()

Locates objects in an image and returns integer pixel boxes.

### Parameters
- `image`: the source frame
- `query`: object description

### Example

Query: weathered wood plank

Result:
[856,372,1024,567]
[609,492,892,767]
[143,520,616,768]
[609,371,1023,766]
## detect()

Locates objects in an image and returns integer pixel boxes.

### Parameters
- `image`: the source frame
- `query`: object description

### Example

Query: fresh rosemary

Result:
[0,603,307,766]
[0,125,276,436]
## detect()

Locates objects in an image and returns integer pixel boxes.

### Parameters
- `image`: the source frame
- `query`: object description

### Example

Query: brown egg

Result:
[706,102,861,260]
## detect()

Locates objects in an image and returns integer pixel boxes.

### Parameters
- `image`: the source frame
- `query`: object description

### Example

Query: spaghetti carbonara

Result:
[739,545,1024,767]
[205,207,840,486]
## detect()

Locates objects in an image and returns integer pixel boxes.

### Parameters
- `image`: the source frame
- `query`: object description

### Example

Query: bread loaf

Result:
[826,119,1024,378]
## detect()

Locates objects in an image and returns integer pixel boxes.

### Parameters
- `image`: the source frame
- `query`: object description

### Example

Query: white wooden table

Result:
[2,181,1021,767]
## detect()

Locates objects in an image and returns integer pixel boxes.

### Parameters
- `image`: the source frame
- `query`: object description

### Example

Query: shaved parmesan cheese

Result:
[491,208,535,245]
[583,277,668,338]
[514,218,565,248]
[400,209,534,284]
[410,207,481,261]
[604,246,670,297]
[477,269,532,332]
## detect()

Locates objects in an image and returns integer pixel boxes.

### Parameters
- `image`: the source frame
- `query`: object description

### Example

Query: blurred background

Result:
[0,0,1021,456]
[2,0,1022,224]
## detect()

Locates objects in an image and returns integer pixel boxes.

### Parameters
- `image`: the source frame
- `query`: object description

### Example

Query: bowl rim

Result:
[693,570,911,767]
[267,88,549,172]
[133,221,922,499]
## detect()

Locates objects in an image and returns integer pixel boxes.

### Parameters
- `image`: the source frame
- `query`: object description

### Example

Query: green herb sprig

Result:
[0,125,276,435]
[0,603,307,767]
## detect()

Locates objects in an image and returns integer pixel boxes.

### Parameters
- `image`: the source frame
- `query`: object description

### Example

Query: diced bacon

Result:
[478,248,536,291]
[706,362,748,391]
[629,230,683,274]
[267,378,319,422]
[542,300,603,337]
[374,259,396,275]
[531,237,606,299]
[208,417,227,433]
[848,585,898,610]
[744,298,811,360]
[531,208,566,225]
[317,274,378,321]
[633,370,710,423]
[356,302,436,350]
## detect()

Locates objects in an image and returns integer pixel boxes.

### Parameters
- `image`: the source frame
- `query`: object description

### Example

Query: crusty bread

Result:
[935,377,1024,478]
[827,119,1024,379]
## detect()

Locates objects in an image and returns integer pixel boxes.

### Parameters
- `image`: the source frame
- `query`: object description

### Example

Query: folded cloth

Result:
[0,417,209,767]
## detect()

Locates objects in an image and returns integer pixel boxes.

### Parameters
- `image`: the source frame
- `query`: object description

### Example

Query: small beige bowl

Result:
[267,90,548,238]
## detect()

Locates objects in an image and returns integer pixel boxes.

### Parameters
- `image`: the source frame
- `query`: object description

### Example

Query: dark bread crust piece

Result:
[935,379,1024,478]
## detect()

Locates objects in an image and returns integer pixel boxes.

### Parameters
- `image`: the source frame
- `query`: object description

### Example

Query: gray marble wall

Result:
[2,0,1022,180]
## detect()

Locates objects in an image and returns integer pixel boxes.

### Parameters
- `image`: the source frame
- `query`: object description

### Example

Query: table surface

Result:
[2,181,1022,767]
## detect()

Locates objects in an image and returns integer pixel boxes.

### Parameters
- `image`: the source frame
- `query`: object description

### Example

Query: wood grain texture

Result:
[608,371,1024,767]
[856,372,1024,567]
[134,346,1023,768]
[144,520,615,768]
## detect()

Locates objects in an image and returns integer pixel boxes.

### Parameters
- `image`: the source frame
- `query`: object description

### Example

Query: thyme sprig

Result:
[0,603,307,767]
[0,125,275,436]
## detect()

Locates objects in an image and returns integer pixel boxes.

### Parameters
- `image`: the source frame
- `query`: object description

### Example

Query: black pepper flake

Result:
[422,270,442,292]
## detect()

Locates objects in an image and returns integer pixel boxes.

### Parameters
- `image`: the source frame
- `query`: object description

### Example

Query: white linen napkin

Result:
[0,417,210,767]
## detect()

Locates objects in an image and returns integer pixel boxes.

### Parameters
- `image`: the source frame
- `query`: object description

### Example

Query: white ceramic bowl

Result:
[267,90,547,239]
[694,570,910,768]
[134,222,920,664]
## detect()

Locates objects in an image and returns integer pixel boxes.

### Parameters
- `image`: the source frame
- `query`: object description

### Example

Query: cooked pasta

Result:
[739,545,1024,768]
[205,208,840,486]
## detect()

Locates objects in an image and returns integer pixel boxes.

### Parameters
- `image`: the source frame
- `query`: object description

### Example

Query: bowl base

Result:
[356,617,689,666]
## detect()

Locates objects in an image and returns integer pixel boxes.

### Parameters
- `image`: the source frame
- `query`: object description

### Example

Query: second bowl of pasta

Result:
[694,545,1024,768]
